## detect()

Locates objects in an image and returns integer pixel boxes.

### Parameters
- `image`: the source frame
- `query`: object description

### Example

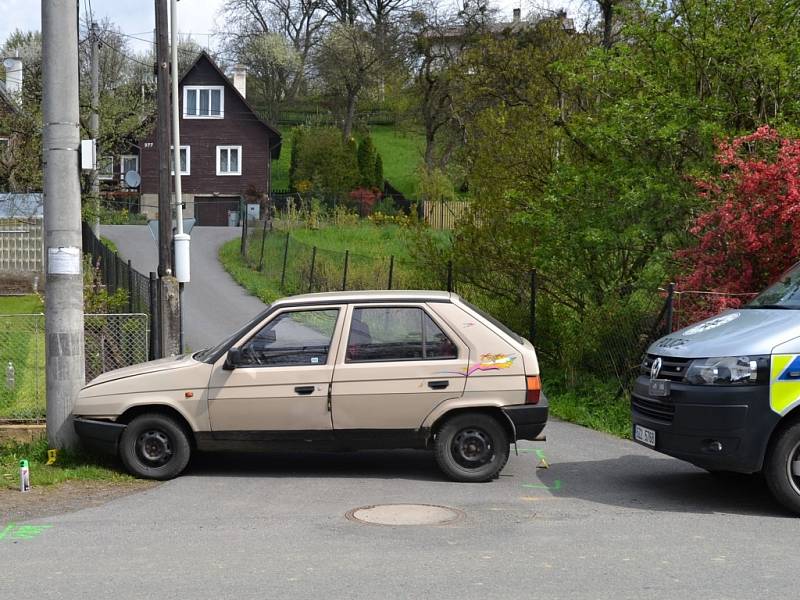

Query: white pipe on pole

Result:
[170,0,190,285]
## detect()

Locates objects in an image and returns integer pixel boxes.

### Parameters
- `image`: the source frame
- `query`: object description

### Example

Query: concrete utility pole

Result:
[42,0,85,449]
[89,21,100,238]
[155,0,181,355]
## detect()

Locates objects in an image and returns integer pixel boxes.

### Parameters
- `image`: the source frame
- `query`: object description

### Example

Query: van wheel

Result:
[119,413,191,480]
[434,413,509,482]
[765,421,800,514]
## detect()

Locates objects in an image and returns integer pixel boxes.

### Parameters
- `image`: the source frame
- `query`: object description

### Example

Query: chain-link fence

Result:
[240,223,674,394]
[0,313,149,421]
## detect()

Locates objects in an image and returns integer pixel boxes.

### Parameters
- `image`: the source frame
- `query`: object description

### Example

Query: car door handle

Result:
[294,386,315,395]
[428,380,449,390]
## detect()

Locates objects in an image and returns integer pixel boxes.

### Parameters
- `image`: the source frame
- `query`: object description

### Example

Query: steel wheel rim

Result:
[136,430,173,467]
[787,439,800,497]
[451,427,494,469]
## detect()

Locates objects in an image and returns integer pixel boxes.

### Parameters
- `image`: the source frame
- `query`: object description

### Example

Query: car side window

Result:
[238,309,339,367]
[346,307,458,362]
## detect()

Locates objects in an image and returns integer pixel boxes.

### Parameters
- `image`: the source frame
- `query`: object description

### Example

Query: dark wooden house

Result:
[139,52,282,225]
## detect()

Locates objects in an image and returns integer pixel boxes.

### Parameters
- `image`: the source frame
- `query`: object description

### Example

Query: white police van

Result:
[632,263,800,513]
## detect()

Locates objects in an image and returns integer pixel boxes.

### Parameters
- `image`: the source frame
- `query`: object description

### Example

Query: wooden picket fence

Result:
[422,200,470,230]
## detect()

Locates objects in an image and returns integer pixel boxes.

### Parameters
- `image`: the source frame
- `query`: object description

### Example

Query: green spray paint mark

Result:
[522,480,562,491]
[0,523,52,542]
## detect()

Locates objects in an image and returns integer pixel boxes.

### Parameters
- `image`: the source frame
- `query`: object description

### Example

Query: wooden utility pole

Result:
[155,0,172,277]
[42,0,85,448]
[89,21,100,237]
[155,0,181,355]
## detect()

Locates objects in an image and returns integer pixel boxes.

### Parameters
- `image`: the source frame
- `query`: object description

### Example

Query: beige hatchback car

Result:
[73,291,547,482]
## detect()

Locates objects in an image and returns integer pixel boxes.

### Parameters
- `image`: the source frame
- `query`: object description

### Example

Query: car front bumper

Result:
[73,417,126,455]
[631,376,778,473]
[503,394,549,441]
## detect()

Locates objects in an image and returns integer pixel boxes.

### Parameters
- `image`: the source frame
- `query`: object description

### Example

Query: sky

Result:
[0,0,588,55]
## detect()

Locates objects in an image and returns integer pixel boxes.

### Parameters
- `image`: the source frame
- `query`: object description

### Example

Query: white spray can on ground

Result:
[19,459,30,492]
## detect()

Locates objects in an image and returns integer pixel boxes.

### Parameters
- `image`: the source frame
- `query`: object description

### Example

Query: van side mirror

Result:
[224,347,242,370]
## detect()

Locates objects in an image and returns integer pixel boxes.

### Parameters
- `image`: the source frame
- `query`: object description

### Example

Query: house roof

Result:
[180,51,282,155]
[0,193,43,219]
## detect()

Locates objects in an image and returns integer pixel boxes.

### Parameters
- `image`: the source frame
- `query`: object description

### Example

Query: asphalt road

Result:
[100,225,268,352]
[2,419,798,600]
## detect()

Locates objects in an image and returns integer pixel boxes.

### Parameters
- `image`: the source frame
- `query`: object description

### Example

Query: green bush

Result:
[290,126,360,196]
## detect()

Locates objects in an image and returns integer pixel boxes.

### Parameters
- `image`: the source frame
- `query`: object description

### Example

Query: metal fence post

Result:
[149,271,160,359]
[280,231,290,290]
[387,255,394,290]
[529,269,537,343]
[342,250,349,291]
[665,282,675,334]
[309,246,317,292]
[446,260,453,292]
[258,219,268,272]
[127,260,134,313]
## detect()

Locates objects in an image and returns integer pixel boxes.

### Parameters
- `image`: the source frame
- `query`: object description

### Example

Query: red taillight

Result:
[526,375,541,404]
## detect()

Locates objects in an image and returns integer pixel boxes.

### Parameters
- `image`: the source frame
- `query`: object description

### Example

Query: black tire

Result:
[119,413,192,480]
[765,420,800,514]
[434,413,509,482]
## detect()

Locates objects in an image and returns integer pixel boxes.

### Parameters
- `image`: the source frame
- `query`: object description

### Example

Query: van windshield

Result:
[748,264,800,309]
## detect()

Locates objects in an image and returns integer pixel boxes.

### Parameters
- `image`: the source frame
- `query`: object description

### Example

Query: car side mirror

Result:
[224,347,242,370]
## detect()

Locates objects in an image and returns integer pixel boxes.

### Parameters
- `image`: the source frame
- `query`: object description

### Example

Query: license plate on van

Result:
[634,424,656,447]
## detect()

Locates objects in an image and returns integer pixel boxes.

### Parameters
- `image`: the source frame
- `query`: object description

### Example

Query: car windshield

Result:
[193,305,272,363]
[747,263,800,309]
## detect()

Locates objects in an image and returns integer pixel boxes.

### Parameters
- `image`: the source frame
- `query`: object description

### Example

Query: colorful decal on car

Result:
[771,354,800,415]
[442,353,517,377]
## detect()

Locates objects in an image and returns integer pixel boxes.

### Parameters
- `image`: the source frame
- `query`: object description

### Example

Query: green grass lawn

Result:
[0,438,132,488]
[272,125,425,197]
[0,294,43,314]
[370,125,424,197]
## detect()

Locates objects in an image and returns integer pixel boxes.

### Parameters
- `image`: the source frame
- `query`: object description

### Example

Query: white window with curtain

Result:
[216,145,242,176]
[120,155,139,177]
[98,156,114,180]
[170,145,190,176]
[183,85,224,118]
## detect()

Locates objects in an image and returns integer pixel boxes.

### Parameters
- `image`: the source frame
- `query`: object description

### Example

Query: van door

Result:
[329,304,469,447]
[208,307,343,440]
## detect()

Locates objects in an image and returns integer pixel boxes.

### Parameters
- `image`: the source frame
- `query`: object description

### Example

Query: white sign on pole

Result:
[47,247,81,275]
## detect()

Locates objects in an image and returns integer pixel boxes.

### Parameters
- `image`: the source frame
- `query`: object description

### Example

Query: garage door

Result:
[194,196,241,226]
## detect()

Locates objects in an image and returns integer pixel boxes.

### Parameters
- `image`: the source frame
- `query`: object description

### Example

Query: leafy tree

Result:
[314,24,381,139]
[290,125,360,195]
[373,152,383,187]
[356,135,378,186]
[675,127,800,319]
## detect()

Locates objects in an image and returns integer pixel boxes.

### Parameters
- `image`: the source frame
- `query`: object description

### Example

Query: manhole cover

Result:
[346,504,464,526]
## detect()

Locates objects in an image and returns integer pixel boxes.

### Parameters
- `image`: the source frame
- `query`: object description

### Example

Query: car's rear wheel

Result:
[765,420,800,514]
[119,413,191,480]
[434,413,509,482]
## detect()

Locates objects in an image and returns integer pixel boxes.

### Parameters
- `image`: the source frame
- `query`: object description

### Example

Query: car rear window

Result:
[460,300,524,345]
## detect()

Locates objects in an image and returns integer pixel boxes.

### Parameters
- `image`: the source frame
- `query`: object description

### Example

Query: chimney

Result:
[513,8,521,22]
[232,65,247,99]
[2,57,23,97]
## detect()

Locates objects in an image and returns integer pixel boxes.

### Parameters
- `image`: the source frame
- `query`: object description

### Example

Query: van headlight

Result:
[685,356,768,385]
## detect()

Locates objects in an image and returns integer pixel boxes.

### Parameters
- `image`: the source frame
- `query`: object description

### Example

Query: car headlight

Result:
[685,356,769,385]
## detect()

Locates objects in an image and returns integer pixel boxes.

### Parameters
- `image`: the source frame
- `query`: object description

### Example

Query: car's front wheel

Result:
[765,420,800,514]
[434,413,509,482]
[119,413,191,480]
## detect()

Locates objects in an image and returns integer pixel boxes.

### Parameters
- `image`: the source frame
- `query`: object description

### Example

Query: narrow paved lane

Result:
[101,225,267,352]
[2,420,797,600]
